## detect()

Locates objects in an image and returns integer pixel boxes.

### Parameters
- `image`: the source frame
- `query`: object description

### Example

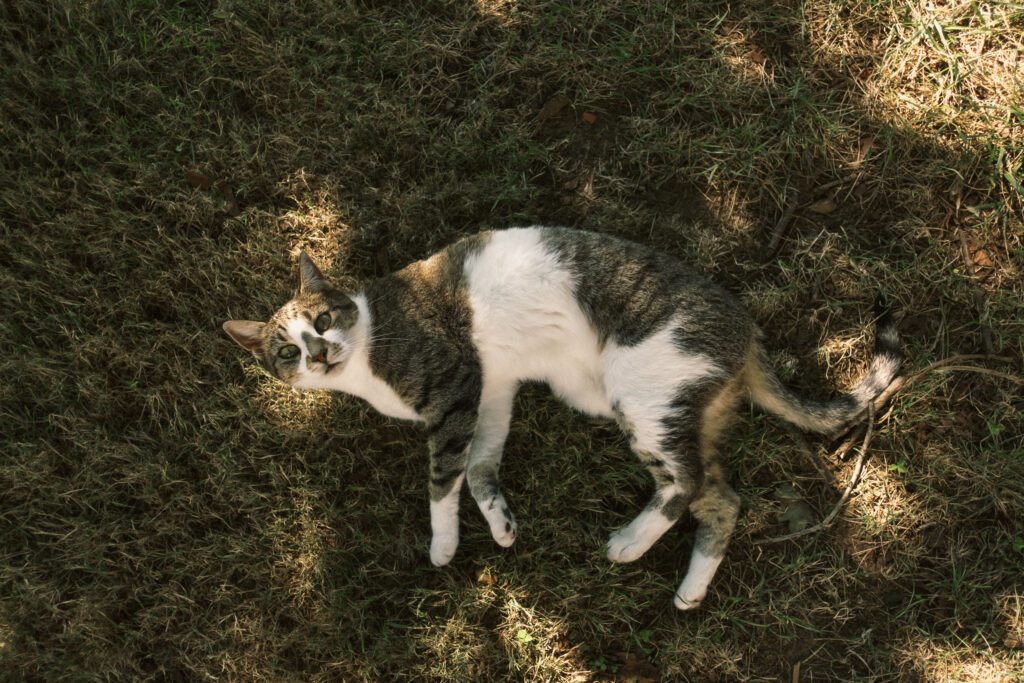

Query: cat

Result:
[223,226,901,609]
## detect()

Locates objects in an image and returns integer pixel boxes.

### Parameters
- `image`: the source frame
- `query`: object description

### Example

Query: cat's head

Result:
[223,252,361,387]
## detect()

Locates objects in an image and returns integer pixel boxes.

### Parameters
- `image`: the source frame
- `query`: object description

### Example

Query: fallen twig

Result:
[834,354,1016,455]
[754,405,875,545]
[906,355,1019,387]
[767,188,800,255]
[834,375,905,460]
[781,422,835,485]
[917,364,1023,384]
[756,353,1019,543]
[958,231,996,355]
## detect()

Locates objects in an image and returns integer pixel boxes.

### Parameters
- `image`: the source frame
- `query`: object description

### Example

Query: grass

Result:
[2,0,1023,679]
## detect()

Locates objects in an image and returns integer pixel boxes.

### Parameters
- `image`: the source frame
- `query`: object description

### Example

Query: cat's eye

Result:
[314,312,331,334]
[278,344,300,360]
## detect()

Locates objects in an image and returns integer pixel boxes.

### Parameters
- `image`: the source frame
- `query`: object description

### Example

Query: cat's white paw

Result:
[481,496,517,548]
[430,530,459,566]
[673,591,705,611]
[606,528,647,563]
[492,515,517,547]
[673,550,722,609]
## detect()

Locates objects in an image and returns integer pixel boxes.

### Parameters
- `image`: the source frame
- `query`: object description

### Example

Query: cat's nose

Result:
[312,350,327,364]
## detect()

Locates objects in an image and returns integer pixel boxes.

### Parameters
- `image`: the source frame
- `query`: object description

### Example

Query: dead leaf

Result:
[475,567,497,586]
[807,199,838,214]
[851,136,875,167]
[538,94,571,122]
[967,239,995,270]
[616,651,659,683]
[185,169,214,190]
[215,179,240,217]
[582,112,597,124]
[746,46,768,66]
[1005,636,1023,650]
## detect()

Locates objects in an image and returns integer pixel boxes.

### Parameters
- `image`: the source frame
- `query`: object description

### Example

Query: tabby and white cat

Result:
[224,227,900,609]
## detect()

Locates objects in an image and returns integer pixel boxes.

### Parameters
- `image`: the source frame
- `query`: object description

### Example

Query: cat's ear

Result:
[222,320,266,356]
[299,250,329,293]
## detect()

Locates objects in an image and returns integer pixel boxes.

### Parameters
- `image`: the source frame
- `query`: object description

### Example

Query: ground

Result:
[1,0,1023,680]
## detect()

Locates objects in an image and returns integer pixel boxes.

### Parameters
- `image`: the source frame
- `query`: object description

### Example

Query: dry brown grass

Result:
[2,0,1022,680]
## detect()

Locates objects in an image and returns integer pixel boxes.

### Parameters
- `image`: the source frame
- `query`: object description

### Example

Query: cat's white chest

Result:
[307,296,423,421]
[465,228,616,417]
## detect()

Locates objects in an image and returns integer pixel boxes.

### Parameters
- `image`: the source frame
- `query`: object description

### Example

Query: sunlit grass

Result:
[2,0,1022,679]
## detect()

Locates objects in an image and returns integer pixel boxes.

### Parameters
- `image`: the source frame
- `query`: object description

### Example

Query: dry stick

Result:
[767,189,800,255]
[767,175,860,256]
[899,354,1015,392]
[834,375,906,460]
[782,422,835,485]
[758,354,1019,543]
[958,231,996,355]
[836,354,1015,456]
[922,365,1024,384]
[753,405,875,545]
[811,174,856,196]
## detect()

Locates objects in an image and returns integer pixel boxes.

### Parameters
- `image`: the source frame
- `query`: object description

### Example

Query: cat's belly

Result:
[464,226,615,418]
[479,337,615,418]
[546,366,615,417]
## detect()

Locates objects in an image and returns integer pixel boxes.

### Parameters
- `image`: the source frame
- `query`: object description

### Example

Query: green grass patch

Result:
[2,0,1022,679]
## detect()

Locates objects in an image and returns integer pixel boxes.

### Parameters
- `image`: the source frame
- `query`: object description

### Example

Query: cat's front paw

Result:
[430,530,459,566]
[482,496,517,548]
[492,513,517,548]
[606,528,647,563]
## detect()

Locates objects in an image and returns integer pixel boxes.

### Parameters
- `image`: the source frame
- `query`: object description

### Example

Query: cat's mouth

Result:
[310,349,342,374]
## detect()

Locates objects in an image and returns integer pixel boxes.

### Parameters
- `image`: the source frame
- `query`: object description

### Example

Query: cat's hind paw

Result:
[673,591,704,611]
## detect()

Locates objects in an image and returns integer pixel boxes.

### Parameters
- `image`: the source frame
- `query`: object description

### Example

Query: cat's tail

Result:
[746,311,902,434]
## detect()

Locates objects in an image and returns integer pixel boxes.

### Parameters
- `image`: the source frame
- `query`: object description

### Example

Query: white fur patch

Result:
[674,549,725,610]
[465,228,609,414]
[604,324,720,451]
[429,473,465,566]
[607,502,680,563]
[464,227,720,425]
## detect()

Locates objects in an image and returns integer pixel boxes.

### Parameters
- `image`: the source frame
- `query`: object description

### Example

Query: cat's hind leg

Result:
[674,470,740,609]
[673,375,745,610]
[603,336,724,564]
[466,381,518,548]
[605,403,702,563]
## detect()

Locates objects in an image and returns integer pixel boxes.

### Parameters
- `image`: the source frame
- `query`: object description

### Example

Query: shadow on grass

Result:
[1,0,1021,680]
